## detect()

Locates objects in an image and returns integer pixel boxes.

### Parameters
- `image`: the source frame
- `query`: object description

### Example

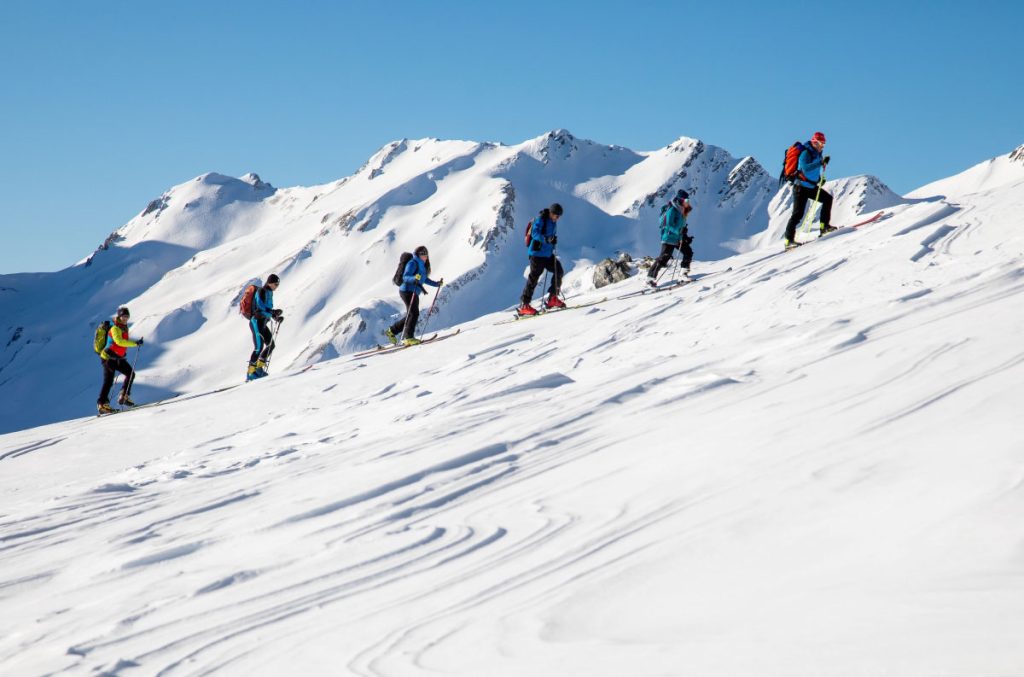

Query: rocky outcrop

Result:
[594,253,633,288]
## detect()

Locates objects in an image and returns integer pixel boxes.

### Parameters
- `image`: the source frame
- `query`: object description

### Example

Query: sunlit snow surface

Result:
[3,164,1024,675]
[1,145,1023,675]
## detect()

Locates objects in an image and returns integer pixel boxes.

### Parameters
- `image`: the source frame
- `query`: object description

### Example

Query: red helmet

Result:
[811,131,827,145]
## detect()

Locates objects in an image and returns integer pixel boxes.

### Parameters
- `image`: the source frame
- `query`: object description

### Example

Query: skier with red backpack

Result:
[95,306,144,414]
[517,203,565,316]
[646,189,694,287]
[385,246,443,346]
[240,274,282,381]
[781,131,835,249]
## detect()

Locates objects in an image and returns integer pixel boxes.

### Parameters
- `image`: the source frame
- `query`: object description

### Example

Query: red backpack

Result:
[779,141,807,185]
[239,284,259,319]
[523,218,535,246]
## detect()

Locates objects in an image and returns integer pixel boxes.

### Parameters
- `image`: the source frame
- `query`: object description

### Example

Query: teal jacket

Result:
[659,204,688,244]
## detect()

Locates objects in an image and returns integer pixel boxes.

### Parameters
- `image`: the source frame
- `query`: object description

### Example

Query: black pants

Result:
[249,316,275,364]
[389,291,421,340]
[520,256,564,305]
[98,357,134,405]
[785,184,833,240]
[648,241,693,278]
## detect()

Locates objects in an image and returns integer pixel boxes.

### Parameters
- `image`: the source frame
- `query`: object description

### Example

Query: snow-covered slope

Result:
[0,131,776,434]
[1,157,1023,676]
[908,142,1024,199]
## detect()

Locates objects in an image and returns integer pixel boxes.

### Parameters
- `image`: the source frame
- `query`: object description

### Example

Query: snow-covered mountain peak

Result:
[1,130,934,434]
[1010,143,1024,164]
[666,136,702,154]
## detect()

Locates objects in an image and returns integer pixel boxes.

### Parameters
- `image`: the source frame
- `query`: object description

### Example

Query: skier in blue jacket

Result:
[386,245,442,346]
[784,131,835,248]
[247,273,282,380]
[646,190,694,287]
[518,203,565,316]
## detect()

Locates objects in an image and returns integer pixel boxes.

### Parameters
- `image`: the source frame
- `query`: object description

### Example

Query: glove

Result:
[530,240,541,252]
[276,315,285,323]
[823,155,830,167]
[136,338,144,346]
[438,278,444,286]
[685,235,694,245]
[414,273,422,281]
[272,309,283,320]
[546,235,557,245]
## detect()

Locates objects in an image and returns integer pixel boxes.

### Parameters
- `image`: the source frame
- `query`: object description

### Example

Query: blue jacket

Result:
[659,204,688,244]
[797,143,826,189]
[528,214,558,259]
[254,286,274,320]
[399,256,440,294]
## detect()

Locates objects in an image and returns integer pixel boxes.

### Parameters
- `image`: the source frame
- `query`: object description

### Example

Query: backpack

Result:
[392,252,414,285]
[779,141,807,185]
[239,284,259,319]
[93,320,111,354]
[523,219,535,247]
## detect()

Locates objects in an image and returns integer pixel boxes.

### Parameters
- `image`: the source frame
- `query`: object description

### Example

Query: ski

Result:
[95,384,244,417]
[495,298,608,325]
[352,329,462,359]
[352,333,439,358]
[786,211,888,251]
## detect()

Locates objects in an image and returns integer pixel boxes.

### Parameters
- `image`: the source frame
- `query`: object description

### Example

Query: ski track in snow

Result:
[1,175,1024,675]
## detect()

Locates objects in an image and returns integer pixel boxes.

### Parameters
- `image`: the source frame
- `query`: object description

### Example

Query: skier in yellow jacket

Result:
[97,306,144,414]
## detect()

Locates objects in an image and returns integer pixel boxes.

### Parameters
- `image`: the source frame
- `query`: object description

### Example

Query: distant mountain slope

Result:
[0,131,777,433]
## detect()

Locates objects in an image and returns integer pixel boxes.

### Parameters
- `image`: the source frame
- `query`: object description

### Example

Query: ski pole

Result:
[264,319,281,371]
[127,344,143,396]
[553,244,567,303]
[419,280,442,337]
[800,169,826,234]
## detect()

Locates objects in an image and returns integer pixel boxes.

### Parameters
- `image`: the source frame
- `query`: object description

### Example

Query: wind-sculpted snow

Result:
[1,177,1023,676]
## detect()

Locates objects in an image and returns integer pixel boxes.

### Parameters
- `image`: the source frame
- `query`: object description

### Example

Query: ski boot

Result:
[517,304,538,317]
[646,277,658,289]
[97,402,117,416]
[545,294,566,309]
[384,327,398,345]
[253,360,268,378]
[785,238,803,251]
[246,363,259,381]
[819,224,838,236]
[118,394,136,407]
[403,337,422,346]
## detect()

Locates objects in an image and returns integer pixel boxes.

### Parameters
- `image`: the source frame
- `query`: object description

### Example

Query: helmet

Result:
[116,306,130,320]
[674,189,689,203]
[267,273,280,285]
[549,203,564,216]
[811,131,827,145]
[414,245,429,256]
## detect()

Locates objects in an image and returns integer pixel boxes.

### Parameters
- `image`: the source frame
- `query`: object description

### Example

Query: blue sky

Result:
[2,0,1021,273]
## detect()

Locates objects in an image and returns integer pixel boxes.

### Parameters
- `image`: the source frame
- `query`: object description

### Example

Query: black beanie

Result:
[550,203,564,216]
[267,273,280,285]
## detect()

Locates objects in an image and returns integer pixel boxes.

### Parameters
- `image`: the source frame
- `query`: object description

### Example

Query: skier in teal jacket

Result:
[646,190,694,287]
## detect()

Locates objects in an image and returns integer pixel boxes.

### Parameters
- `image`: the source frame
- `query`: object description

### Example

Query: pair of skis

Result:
[352,328,462,359]
[615,277,693,301]
[96,384,244,417]
[786,210,887,251]
[495,297,608,325]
